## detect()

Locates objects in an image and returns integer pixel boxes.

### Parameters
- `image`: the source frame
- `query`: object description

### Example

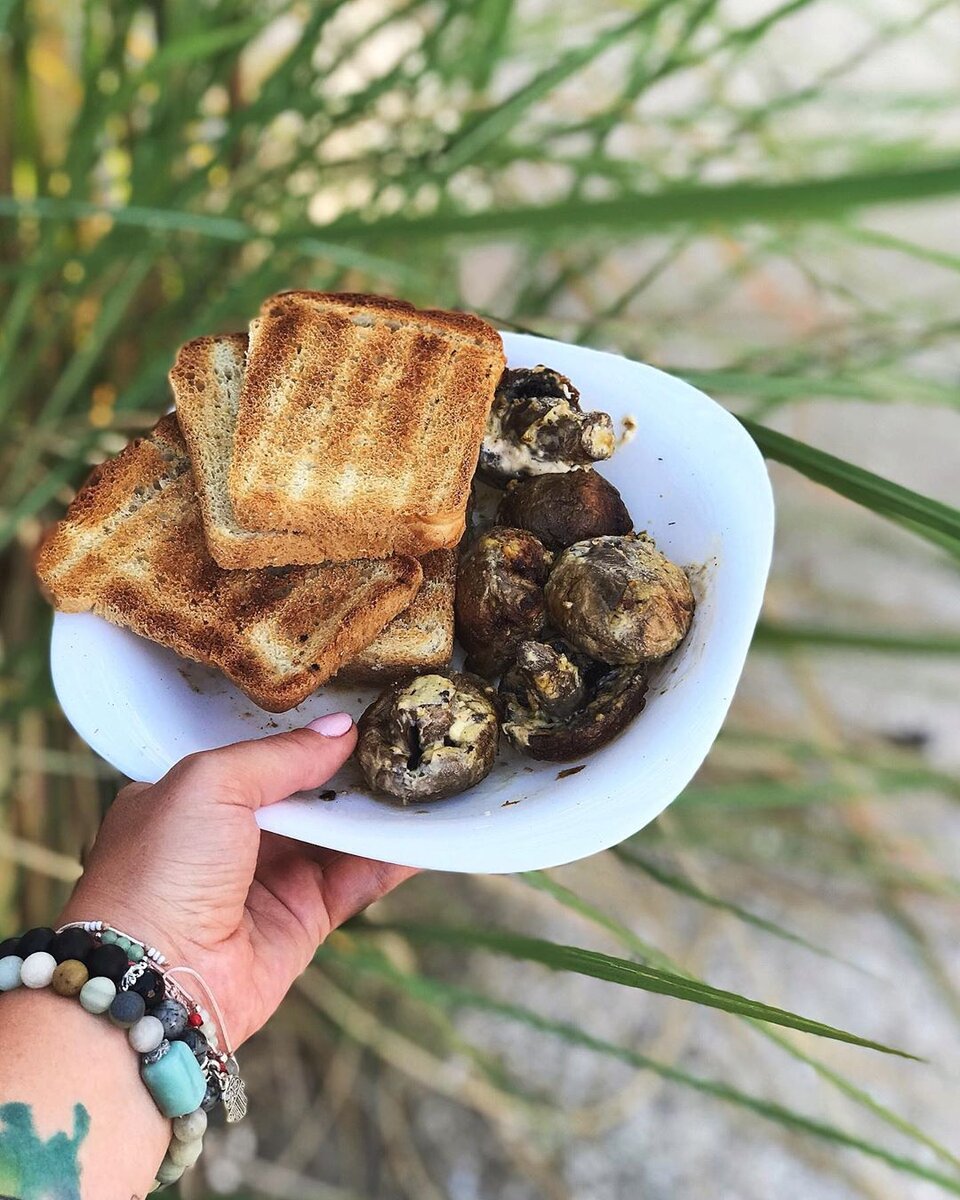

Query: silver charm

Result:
[221,1070,248,1123]
[120,960,150,991]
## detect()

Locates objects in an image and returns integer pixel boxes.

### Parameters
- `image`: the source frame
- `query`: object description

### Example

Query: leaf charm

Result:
[222,1072,248,1123]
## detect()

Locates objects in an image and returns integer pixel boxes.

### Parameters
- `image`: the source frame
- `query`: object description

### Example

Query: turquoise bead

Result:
[0,955,24,991]
[141,1040,207,1118]
[100,929,119,945]
[128,942,145,962]
[115,936,131,953]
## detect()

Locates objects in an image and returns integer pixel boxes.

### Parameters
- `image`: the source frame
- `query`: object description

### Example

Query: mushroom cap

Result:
[545,533,694,664]
[500,639,649,762]
[479,365,615,484]
[497,470,632,551]
[455,526,552,678]
[357,672,500,802]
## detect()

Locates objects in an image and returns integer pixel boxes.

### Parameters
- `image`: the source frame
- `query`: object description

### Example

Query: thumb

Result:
[171,711,357,810]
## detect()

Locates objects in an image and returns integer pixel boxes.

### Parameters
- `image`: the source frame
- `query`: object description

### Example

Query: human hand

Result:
[59,712,415,1046]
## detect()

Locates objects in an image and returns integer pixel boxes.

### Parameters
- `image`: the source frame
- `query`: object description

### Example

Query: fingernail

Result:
[305,711,354,737]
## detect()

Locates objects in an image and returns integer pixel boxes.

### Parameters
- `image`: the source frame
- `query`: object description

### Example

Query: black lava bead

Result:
[0,937,20,959]
[128,968,164,1006]
[150,998,188,1040]
[50,928,96,964]
[18,927,56,958]
[178,1027,209,1061]
[109,990,146,1029]
[200,1076,222,1113]
[86,943,130,984]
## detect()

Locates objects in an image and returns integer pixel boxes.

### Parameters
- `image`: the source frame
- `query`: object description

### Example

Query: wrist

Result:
[47,909,246,1106]
[59,883,196,978]
[2,914,245,1188]
[0,987,170,1198]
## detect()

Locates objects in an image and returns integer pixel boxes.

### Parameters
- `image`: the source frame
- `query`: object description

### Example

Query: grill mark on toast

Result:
[245,309,319,474]
[38,429,190,596]
[327,322,413,505]
[174,333,355,567]
[374,328,451,507]
[228,291,504,560]
[310,316,383,486]
[36,417,423,710]
[417,341,462,500]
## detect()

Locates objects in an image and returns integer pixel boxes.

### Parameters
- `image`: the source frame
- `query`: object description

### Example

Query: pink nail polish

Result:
[305,711,354,737]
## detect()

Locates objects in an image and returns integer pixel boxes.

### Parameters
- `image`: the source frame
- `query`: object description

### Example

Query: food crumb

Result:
[502,798,521,807]
[618,415,638,447]
[319,789,336,802]
[556,765,586,779]
[176,666,203,695]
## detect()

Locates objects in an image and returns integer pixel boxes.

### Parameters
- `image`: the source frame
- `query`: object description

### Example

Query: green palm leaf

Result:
[741,417,960,548]
[327,944,960,1195]
[366,923,917,1057]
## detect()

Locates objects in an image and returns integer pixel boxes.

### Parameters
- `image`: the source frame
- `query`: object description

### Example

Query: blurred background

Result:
[2,1,959,1197]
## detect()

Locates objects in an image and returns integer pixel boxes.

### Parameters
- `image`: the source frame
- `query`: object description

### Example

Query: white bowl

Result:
[50,332,774,873]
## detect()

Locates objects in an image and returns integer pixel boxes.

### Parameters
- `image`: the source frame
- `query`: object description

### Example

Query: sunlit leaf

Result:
[367,923,918,1057]
[327,943,960,1195]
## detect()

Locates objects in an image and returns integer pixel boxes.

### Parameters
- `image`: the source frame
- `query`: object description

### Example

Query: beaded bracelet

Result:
[0,922,246,1193]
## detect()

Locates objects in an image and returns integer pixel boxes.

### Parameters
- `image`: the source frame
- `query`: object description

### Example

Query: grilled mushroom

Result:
[544,533,694,664]
[496,470,632,550]
[455,526,553,677]
[499,639,648,761]
[356,673,499,802]
[479,366,615,484]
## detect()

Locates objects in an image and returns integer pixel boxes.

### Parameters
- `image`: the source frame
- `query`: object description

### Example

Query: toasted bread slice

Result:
[337,549,456,683]
[229,292,505,561]
[35,416,423,712]
[171,332,335,569]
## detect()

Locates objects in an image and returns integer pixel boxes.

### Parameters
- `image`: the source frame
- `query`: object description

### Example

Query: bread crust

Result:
[36,417,423,711]
[229,292,504,560]
[172,333,344,568]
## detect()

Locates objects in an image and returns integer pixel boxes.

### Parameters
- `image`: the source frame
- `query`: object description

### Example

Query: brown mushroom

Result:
[455,526,553,677]
[479,365,615,484]
[499,639,649,761]
[544,533,694,664]
[496,470,632,550]
[356,672,500,802]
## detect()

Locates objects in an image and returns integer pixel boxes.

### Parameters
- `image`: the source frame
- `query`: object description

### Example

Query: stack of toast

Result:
[36,292,505,711]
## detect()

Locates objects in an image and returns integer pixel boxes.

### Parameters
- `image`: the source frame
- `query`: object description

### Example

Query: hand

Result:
[59,712,415,1046]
